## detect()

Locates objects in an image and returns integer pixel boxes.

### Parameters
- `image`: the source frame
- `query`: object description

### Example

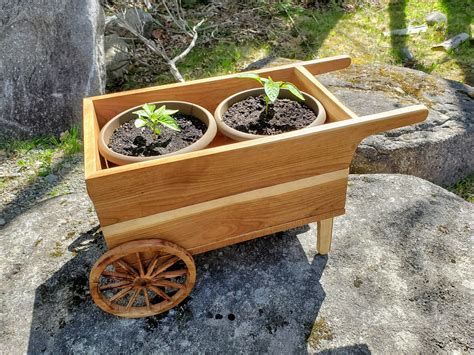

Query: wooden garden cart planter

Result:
[83,55,428,318]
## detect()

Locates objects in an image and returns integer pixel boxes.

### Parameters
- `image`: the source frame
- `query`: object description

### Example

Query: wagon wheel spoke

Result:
[99,280,132,290]
[116,259,139,277]
[145,254,161,277]
[143,288,151,310]
[157,269,188,278]
[109,286,133,303]
[152,279,185,290]
[148,285,171,301]
[126,288,140,311]
[136,252,144,277]
[150,256,179,279]
[102,271,134,280]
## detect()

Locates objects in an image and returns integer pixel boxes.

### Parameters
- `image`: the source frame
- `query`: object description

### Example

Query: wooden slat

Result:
[83,98,101,178]
[102,169,348,237]
[102,174,349,251]
[293,66,357,122]
[189,209,344,255]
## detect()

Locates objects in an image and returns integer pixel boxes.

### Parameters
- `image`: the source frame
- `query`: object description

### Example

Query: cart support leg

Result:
[317,218,333,255]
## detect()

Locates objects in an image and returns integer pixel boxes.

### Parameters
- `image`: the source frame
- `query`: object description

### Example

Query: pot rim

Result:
[214,87,326,141]
[98,100,217,165]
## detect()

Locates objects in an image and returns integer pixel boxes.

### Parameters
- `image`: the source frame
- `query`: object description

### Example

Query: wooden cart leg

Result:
[317,218,333,255]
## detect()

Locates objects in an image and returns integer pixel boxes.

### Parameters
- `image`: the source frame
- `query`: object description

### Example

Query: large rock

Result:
[318,65,474,186]
[1,174,472,353]
[0,0,105,139]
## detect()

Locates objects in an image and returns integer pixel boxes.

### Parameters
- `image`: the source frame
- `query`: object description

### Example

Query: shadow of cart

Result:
[25,224,351,353]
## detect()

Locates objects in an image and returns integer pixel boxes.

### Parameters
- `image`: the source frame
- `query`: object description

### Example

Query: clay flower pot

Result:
[214,88,326,141]
[99,101,217,165]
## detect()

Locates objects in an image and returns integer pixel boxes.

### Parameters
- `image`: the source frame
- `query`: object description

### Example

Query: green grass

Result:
[1,125,82,179]
[1,125,82,156]
[179,42,271,80]
[276,0,473,84]
[448,173,474,202]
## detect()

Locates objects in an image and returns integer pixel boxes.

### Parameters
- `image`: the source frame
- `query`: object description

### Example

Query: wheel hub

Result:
[134,277,150,287]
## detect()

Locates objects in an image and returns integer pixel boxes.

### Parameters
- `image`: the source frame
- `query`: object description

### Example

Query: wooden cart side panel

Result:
[90,56,351,128]
[102,171,349,252]
[86,126,358,226]
[86,105,428,226]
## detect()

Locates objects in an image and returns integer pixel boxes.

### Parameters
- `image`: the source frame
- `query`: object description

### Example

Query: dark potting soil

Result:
[222,95,318,135]
[108,113,207,157]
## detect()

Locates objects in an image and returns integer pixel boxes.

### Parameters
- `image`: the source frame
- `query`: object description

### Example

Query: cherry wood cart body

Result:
[83,56,428,318]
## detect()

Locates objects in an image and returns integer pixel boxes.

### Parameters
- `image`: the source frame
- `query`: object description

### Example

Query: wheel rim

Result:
[90,239,196,318]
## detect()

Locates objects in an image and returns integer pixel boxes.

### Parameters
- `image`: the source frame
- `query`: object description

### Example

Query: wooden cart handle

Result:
[320,104,429,140]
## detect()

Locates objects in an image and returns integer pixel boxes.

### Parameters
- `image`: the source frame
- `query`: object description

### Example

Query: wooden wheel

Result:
[89,239,196,318]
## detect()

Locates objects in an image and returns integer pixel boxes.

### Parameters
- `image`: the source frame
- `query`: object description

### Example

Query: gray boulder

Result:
[318,64,473,186]
[0,174,472,353]
[106,8,155,38]
[426,11,447,26]
[0,0,105,139]
[104,34,130,80]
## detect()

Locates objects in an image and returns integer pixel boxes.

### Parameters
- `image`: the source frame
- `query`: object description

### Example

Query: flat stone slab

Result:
[1,174,472,353]
[317,64,473,186]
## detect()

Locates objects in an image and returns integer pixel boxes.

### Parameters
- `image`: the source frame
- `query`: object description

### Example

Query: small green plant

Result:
[133,103,181,135]
[238,73,304,114]
[50,125,82,155]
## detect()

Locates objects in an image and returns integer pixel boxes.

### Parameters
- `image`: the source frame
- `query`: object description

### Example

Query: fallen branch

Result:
[113,1,204,82]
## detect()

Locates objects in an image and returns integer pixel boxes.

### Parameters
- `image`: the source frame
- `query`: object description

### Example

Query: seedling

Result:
[133,103,181,135]
[238,73,305,114]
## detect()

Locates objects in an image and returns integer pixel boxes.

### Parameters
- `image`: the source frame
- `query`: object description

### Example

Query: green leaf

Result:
[156,105,166,116]
[281,82,305,101]
[132,109,148,117]
[264,78,280,103]
[134,118,147,128]
[163,109,179,115]
[159,115,181,131]
[153,126,161,135]
[143,103,156,115]
[237,73,263,84]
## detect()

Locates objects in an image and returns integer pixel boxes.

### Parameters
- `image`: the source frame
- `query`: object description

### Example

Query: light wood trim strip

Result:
[101,168,349,238]
[188,209,344,255]
[294,66,357,121]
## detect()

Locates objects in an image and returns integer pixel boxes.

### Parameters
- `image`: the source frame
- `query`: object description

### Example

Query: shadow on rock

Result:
[318,343,371,354]
[27,224,332,353]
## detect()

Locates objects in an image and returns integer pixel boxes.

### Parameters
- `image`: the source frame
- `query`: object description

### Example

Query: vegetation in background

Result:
[106,0,472,90]
[1,125,82,157]
[448,173,474,203]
